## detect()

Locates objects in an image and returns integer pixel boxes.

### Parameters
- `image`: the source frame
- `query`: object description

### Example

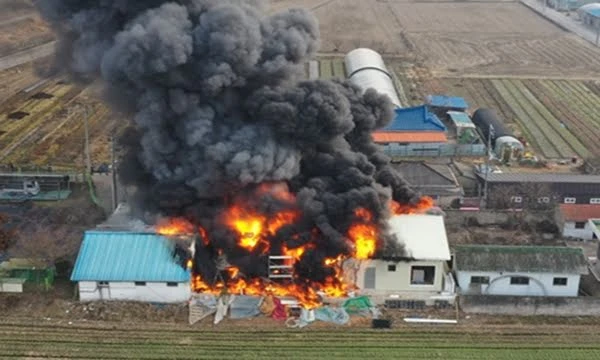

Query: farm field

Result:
[402,75,600,159]
[276,0,600,78]
[1,319,600,359]
[0,69,119,169]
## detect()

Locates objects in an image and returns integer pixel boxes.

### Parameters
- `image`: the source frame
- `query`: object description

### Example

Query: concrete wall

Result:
[78,281,191,303]
[444,209,554,227]
[562,220,597,240]
[461,295,600,316]
[457,271,580,297]
[355,260,446,295]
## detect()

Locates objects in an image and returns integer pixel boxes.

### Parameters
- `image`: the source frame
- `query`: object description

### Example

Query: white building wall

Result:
[354,259,446,295]
[563,221,597,240]
[456,271,581,297]
[78,281,191,303]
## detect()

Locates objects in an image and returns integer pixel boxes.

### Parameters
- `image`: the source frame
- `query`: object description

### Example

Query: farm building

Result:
[578,3,600,27]
[391,162,463,206]
[71,231,191,303]
[446,111,482,146]
[0,258,55,293]
[471,108,523,161]
[425,95,469,112]
[549,0,596,11]
[477,173,600,208]
[344,48,402,107]
[454,245,588,297]
[0,172,72,201]
[558,204,600,240]
[352,215,454,304]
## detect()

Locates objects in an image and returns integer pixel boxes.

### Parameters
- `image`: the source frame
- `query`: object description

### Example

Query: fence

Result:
[461,295,600,316]
[383,143,486,158]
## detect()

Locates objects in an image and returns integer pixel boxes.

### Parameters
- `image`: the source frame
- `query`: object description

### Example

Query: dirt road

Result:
[0,41,55,72]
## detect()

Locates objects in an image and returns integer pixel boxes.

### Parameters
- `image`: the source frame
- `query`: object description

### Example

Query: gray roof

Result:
[392,162,462,196]
[454,245,589,274]
[477,173,600,184]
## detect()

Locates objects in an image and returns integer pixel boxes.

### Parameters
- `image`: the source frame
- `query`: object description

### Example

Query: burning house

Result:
[40,0,436,308]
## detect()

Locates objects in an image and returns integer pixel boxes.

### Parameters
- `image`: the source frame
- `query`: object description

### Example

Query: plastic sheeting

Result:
[342,296,373,314]
[315,307,350,325]
[229,295,262,319]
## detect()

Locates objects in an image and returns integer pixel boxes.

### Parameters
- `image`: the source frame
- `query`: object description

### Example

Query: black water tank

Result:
[472,108,510,145]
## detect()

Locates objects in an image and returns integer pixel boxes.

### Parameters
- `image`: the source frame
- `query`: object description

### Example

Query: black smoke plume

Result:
[35,0,417,285]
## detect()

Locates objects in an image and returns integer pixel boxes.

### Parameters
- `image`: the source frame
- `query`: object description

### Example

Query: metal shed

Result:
[344,48,401,107]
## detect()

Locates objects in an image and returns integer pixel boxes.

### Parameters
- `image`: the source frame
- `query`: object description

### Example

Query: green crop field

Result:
[410,76,600,159]
[2,321,600,359]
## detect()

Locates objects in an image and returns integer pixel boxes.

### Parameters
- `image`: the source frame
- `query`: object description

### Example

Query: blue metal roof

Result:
[71,231,190,282]
[383,105,446,132]
[426,95,469,110]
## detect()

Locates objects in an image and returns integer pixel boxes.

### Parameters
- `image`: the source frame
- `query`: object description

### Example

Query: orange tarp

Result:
[372,131,447,143]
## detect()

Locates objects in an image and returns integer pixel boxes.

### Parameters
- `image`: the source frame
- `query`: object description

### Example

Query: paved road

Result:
[92,173,128,216]
[0,41,56,72]
[0,13,36,26]
[521,0,599,47]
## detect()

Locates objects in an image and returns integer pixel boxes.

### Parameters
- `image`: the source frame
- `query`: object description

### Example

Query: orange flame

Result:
[156,217,196,236]
[348,208,377,260]
[390,196,434,215]
[268,210,300,235]
[224,205,266,251]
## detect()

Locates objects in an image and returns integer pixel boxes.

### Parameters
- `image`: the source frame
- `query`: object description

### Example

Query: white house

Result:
[71,231,191,303]
[454,245,589,297]
[350,215,454,304]
[559,204,600,240]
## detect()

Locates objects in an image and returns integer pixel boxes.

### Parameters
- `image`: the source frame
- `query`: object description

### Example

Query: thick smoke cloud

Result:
[35,0,416,283]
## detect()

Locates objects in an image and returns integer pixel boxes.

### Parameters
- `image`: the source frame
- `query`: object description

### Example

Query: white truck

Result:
[0,179,41,197]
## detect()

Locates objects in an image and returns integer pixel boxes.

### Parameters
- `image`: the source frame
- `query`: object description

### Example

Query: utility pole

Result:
[83,106,92,175]
[110,135,118,211]
[481,124,494,209]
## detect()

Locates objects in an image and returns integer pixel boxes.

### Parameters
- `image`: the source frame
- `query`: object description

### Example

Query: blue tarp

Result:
[426,95,469,110]
[229,295,262,319]
[382,105,446,132]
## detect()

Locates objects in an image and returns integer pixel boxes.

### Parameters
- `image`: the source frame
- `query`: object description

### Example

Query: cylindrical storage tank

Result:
[472,108,510,145]
[344,48,401,107]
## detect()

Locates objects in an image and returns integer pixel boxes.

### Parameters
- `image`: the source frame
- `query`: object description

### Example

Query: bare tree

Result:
[11,224,81,267]
[0,213,16,252]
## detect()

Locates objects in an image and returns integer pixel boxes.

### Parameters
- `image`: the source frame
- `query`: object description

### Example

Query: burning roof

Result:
[36,0,432,307]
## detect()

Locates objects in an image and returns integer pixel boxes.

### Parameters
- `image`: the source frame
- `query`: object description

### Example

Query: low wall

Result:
[461,295,600,316]
[444,209,553,227]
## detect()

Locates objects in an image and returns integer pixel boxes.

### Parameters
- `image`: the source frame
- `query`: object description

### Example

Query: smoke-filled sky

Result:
[35,0,417,281]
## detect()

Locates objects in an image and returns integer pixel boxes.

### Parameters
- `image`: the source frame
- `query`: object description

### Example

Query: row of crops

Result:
[437,77,600,159]
[1,321,600,359]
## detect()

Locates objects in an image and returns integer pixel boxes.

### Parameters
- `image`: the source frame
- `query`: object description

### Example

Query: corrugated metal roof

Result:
[71,231,190,282]
[372,131,447,143]
[477,172,600,184]
[447,111,475,128]
[454,245,588,274]
[382,106,446,132]
[560,204,600,221]
[426,95,469,110]
[387,215,451,261]
[345,48,401,107]
[580,3,600,16]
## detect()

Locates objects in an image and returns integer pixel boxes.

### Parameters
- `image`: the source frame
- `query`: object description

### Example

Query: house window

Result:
[166,282,178,287]
[564,197,576,204]
[537,197,550,204]
[511,196,522,203]
[134,281,146,286]
[470,276,490,285]
[387,264,397,272]
[98,281,109,287]
[553,277,568,286]
[590,198,600,204]
[575,222,586,229]
[410,266,435,285]
[510,276,529,285]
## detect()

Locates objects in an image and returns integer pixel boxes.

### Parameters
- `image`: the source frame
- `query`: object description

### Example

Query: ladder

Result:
[268,255,294,280]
